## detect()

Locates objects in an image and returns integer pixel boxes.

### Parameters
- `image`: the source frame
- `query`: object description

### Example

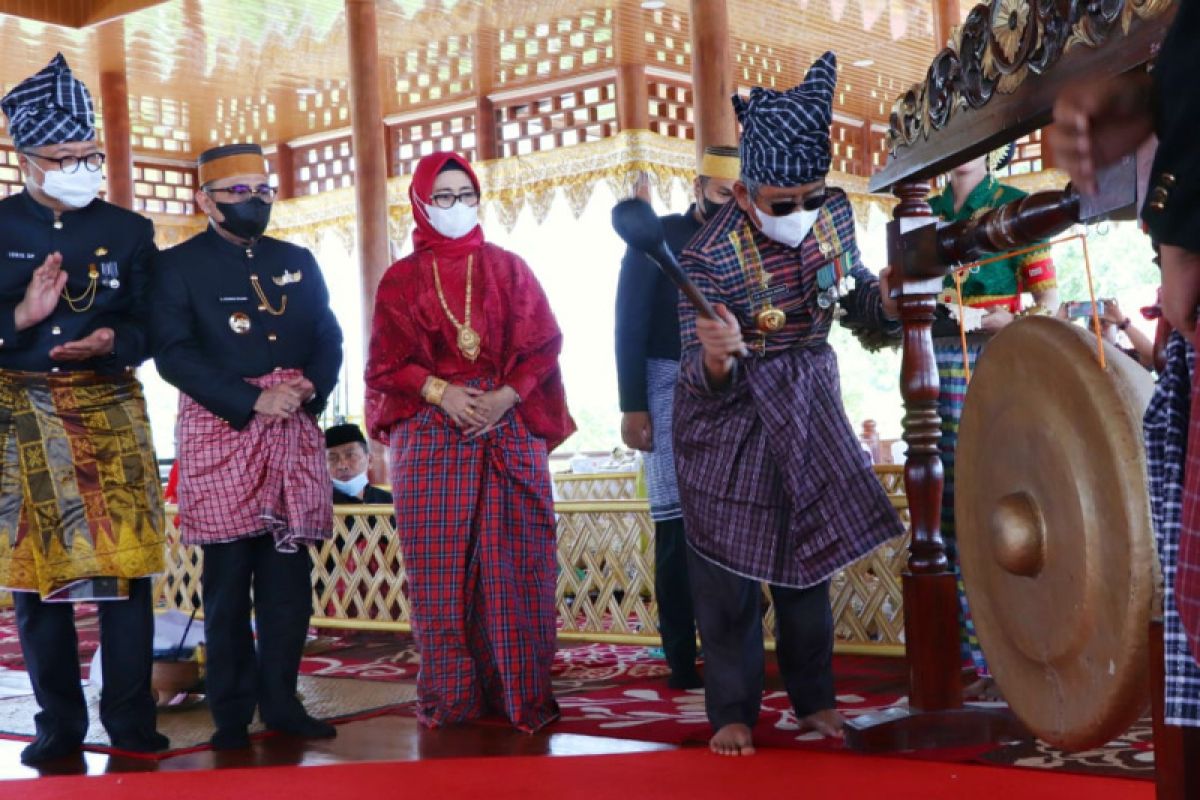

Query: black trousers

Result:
[14,577,158,743]
[687,546,834,729]
[201,535,314,732]
[654,517,698,676]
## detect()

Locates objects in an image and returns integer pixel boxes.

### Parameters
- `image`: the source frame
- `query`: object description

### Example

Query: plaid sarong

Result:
[1147,333,1200,726]
[388,386,559,732]
[0,369,164,600]
[644,358,682,522]
[935,337,990,677]
[175,369,332,550]
[674,343,904,588]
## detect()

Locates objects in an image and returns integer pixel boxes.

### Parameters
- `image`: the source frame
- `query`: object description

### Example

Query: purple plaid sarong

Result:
[673,343,904,588]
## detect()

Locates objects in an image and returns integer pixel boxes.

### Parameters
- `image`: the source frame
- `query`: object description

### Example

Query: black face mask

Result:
[216,197,272,241]
[701,196,729,222]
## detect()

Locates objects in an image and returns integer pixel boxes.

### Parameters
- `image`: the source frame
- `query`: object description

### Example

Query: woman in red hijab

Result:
[366,151,574,732]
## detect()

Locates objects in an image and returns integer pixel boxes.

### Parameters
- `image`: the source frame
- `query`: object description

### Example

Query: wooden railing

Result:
[149,465,908,655]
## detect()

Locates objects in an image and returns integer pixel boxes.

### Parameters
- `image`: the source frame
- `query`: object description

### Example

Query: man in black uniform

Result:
[614,145,739,689]
[0,54,167,765]
[325,423,393,505]
[151,144,343,749]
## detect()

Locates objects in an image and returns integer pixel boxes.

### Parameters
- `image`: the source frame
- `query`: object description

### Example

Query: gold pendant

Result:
[756,306,787,333]
[457,325,481,361]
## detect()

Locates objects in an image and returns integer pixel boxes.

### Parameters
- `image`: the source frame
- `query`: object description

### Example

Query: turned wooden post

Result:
[891,179,964,711]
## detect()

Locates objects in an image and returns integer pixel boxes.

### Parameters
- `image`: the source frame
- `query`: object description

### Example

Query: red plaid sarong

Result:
[1180,329,1200,660]
[388,399,558,732]
[175,369,332,550]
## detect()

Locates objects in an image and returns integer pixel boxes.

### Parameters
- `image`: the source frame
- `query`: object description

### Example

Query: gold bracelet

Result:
[422,377,449,406]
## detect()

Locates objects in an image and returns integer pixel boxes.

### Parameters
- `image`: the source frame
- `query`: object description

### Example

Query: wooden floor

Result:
[0,713,676,781]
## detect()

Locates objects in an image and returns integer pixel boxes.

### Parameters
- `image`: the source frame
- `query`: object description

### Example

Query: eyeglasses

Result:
[429,190,480,209]
[756,191,828,217]
[205,184,278,203]
[23,151,106,174]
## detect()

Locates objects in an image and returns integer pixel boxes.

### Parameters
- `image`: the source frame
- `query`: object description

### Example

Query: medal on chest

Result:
[731,226,788,334]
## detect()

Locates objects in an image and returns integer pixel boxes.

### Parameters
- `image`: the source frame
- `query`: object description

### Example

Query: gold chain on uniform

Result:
[249,273,287,316]
[432,253,481,361]
[61,265,100,313]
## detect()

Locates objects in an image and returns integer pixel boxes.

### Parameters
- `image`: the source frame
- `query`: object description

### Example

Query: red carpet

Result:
[5,748,1152,800]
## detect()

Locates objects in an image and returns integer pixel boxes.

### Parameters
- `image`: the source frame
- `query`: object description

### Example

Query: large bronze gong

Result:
[956,316,1158,752]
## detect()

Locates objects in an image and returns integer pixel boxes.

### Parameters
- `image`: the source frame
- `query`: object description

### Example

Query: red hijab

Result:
[409,151,486,259]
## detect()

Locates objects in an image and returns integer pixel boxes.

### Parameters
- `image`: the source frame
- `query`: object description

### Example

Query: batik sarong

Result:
[1146,333,1200,726]
[935,336,989,677]
[644,358,682,522]
[0,369,164,600]
[175,368,331,550]
[388,388,558,732]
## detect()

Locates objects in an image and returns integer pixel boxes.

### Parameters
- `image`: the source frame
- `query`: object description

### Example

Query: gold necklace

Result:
[249,272,287,316]
[431,253,480,361]
[62,264,100,313]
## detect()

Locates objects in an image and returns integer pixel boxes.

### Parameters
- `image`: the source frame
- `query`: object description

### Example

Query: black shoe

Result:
[667,671,704,690]
[268,715,337,739]
[20,732,83,765]
[210,728,251,750]
[110,731,170,753]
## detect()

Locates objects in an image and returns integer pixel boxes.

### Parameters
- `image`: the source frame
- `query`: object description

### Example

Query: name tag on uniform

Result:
[219,296,250,304]
[7,251,35,260]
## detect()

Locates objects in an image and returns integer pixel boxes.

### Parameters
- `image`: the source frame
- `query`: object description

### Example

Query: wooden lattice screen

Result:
[133,161,196,216]
[294,135,355,197]
[647,76,694,141]
[389,109,479,177]
[496,8,615,88]
[495,78,618,157]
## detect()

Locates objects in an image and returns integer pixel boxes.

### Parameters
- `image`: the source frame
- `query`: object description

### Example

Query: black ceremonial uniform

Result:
[332,484,394,505]
[614,204,703,688]
[0,191,164,758]
[150,225,342,747]
[150,227,343,426]
[0,191,155,370]
[1142,0,1200,250]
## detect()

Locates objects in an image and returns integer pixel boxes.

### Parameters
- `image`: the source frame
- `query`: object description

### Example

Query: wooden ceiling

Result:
[0,0,953,160]
[0,1,168,27]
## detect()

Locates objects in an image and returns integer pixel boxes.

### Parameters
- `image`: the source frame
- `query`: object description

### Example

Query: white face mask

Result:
[425,202,479,239]
[331,472,370,498]
[754,206,821,249]
[28,159,104,209]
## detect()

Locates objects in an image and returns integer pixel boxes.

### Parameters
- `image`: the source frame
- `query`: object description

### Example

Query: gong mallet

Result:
[611,198,721,322]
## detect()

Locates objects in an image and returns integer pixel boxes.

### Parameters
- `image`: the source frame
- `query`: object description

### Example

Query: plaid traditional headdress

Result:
[1,54,95,149]
[733,51,838,187]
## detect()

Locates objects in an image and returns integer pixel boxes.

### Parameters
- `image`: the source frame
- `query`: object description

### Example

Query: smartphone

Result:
[1068,300,1105,318]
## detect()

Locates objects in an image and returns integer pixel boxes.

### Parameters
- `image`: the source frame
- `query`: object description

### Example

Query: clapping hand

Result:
[14,253,67,331]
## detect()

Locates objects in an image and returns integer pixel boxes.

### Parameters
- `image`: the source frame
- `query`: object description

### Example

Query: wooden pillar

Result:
[473,22,499,161]
[932,0,961,50]
[346,0,390,333]
[689,0,737,161]
[891,181,964,712]
[614,0,649,131]
[275,143,297,200]
[98,20,134,210]
[346,0,391,485]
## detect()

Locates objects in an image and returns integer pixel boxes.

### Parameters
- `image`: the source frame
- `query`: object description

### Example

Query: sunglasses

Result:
[758,192,828,217]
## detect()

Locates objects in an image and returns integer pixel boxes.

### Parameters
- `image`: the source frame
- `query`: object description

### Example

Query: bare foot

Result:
[964,676,1005,702]
[800,708,845,739]
[709,723,756,756]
